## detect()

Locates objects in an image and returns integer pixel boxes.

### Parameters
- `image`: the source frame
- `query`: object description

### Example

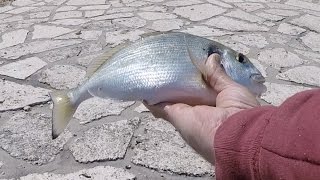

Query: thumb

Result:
[205,54,238,93]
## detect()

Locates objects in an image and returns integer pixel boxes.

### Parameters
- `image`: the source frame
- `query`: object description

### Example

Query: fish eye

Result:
[237,53,246,63]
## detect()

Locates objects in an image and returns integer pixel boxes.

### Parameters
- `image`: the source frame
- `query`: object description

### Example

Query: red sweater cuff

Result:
[213,89,320,180]
[214,106,276,179]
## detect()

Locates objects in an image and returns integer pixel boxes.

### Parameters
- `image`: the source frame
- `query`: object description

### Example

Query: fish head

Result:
[220,49,266,96]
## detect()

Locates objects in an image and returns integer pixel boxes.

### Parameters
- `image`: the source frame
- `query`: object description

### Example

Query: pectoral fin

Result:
[186,47,208,80]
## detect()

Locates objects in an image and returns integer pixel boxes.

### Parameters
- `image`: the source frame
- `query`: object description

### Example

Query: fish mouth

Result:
[250,74,265,83]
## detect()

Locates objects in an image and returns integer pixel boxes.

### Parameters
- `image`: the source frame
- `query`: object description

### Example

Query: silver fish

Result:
[51,32,266,138]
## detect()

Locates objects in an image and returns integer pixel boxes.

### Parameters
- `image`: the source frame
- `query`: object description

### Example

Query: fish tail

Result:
[50,91,77,139]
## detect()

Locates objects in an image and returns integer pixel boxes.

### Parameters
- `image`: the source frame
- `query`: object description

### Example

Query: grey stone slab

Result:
[276,66,320,87]
[110,0,124,7]
[261,82,311,106]
[262,21,275,27]
[77,43,103,56]
[221,0,243,2]
[288,38,308,51]
[139,5,168,12]
[20,166,135,180]
[0,112,72,165]
[74,97,135,124]
[204,16,269,32]
[106,7,135,14]
[225,9,265,23]
[218,39,250,55]
[0,40,81,60]
[206,0,233,8]
[231,34,268,48]
[28,5,56,13]
[0,57,47,80]
[134,103,150,113]
[245,0,281,2]
[32,25,74,39]
[84,10,105,18]
[0,24,11,34]
[269,33,291,44]
[69,118,139,163]
[277,23,306,35]
[15,18,50,30]
[51,19,91,26]
[0,29,28,49]
[138,12,177,20]
[56,6,78,12]
[131,116,213,176]
[301,32,320,52]
[5,7,37,14]
[173,4,226,21]
[300,9,320,17]
[39,45,82,62]
[181,26,233,37]
[164,0,202,6]
[0,15,23,24]
[295,50,320,63]
[266,2,301,9]
[0,6,13,13]
[0,14,11,20]
[290,14,320,33]
[0,80,50,112]
[39,65,86,90]
[77,52,103,67]
[92,13,134,21]
[90,19,116,29]
[264,9,300,17]
[255,12,285,21]
[258,48,304,69]
[50,0,68,5]
[126,1,153,7]
[113,17,147,28]
[286,0,320,12]
[150,19,184,32]
[66,0,106,5]
[105,29,145,47]
[11,0,35,6]
[55,30,102,40]
[29,11,51,19]
[234,2,264,12]
[53,11,83,20]
[79,5,111,10]
[250,58,267,77]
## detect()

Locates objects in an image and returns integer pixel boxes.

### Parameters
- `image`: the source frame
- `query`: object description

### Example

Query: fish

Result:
[50,32,266,139]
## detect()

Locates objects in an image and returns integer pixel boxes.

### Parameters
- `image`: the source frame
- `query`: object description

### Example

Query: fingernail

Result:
[164,105,170,112]
[205,57,214,74]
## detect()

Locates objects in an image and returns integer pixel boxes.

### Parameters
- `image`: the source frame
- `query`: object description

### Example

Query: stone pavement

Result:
[0,0,319,179]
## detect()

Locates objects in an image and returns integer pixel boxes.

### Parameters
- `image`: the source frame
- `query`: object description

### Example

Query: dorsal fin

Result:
[85,44,125,77]
[140,31,166,39]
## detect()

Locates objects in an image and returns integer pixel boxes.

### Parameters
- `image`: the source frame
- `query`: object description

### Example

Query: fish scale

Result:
[50,32,266,139]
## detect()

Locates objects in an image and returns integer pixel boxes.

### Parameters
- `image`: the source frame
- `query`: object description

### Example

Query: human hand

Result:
[144,54,260,164]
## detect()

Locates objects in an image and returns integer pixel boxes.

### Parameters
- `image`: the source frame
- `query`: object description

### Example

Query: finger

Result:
[163,103,198,131]
[205,54,239,93]
[143,101,172,119]
[164,104,222,163]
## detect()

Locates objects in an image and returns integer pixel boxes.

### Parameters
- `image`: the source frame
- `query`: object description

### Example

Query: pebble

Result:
[23,106,31,111]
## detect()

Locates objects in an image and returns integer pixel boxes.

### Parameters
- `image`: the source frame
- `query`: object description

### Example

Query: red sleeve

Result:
[214,89,320,180]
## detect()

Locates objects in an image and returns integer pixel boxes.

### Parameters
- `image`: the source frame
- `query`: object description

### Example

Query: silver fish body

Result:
[82,33,218,105]
[51,32,266,138]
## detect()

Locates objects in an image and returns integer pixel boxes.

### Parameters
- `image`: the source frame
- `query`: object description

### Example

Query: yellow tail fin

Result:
[50,91,76,139]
